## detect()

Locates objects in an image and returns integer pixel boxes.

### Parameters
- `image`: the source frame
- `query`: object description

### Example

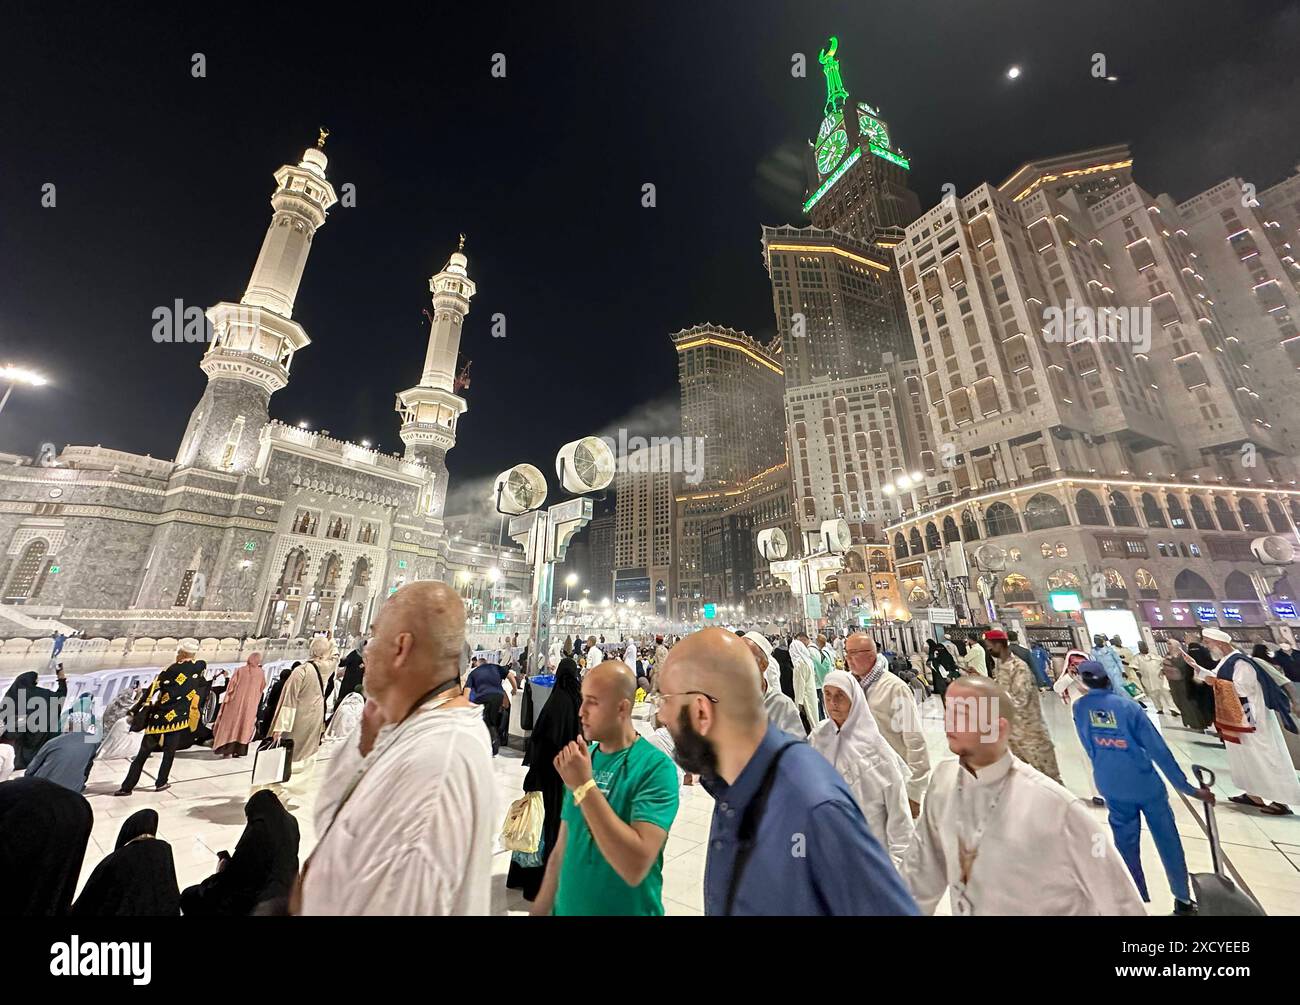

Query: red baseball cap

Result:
[983,629,1008,641]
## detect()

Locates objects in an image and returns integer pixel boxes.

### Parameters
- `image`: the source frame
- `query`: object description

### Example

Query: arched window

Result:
[843,551,865,573]
[1140,493,1166,528]
[1023,493,1069,531]
[1135,568,1159,598]
[1103,568,1129,598]
[1173,569,1215,600]
[924,522,942,550]
[1002,573,1035,603]
[1047,568,1081,591]
[893,533,908,560]
[909,585,929,603]
[942,516,960,544]
[869,550,891,574]
[961,509,980,541]
[1266,498,1290,534]
[1165,494,1189,529]
[277,548,308,589]
[1213,496,1240,532]
[4,540,50,601]
[909,528,924,555]
[1189,495,1216,531]
[1238,499,1267,533]
[1075,489,1109,526]
[1224,571,1258,602]
[984,502,1022,538]
[1109,491,1140,528]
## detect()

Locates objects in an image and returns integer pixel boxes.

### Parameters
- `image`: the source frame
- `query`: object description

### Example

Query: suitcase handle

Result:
[1191,764,1224,877]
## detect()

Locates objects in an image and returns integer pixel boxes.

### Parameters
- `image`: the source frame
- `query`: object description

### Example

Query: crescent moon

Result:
[820,35,838,60]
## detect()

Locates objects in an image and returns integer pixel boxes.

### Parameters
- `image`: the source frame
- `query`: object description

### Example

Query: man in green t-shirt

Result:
[531,661,680,916]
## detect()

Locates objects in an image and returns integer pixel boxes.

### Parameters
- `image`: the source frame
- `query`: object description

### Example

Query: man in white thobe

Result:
[1197,627,1300,814]
[789,632,821,727]
[742,633,805,738]
[904,675,1145,916]
[846,631,930,817]
[1132,642,1177,716]
[299,582,496,915]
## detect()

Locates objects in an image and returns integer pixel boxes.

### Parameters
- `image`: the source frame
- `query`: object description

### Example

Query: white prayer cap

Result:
[1202,627,1233,644]
[743,631,773,659]
[177,638,200,655]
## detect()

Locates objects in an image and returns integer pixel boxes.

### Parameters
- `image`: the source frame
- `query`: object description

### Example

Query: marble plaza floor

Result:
[69,692,1300,916]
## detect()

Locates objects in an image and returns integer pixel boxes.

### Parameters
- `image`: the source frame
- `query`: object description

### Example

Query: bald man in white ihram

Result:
[297,582,496,915]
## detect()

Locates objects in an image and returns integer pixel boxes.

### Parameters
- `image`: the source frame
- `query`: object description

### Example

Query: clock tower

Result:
[804,36,921,244]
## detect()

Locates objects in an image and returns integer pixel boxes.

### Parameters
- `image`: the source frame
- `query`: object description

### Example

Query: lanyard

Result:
[955,762,1013,886]
[309,678,462,858]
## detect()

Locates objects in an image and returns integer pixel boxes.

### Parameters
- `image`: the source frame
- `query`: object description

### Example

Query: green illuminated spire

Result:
[818,36,848,117]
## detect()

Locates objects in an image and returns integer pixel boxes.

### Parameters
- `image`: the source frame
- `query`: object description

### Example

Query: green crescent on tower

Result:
[818,35,848,117]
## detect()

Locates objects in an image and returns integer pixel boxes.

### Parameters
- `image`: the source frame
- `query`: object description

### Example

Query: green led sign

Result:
[818,36,849,117]
[803,146,862,212]
[398,559,408,569]
[244,541,256,552]
[703,603,717,619]
[869,143,910,170]
[49,565,61,574]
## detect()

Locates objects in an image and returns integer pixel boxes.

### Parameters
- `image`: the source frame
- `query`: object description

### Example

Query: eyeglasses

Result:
[646,690,718,711]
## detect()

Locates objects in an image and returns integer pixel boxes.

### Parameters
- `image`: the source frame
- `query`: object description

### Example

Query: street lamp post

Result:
[0,365,48,420]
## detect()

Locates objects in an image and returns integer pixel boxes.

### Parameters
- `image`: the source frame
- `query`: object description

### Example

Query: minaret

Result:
[396,238,476,519]
[176,132,338,473]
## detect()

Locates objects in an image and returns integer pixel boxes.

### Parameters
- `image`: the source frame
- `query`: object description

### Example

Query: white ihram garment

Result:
[788,638,820,727]
[811,670,913,867]
[301,701,496,916]
[1198,655,1300,806]
[903,752,1144,916]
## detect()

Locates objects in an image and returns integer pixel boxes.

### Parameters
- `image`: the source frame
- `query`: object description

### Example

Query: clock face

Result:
[817,113,842,142]
[858,114,889,149]
[816,129,848,174]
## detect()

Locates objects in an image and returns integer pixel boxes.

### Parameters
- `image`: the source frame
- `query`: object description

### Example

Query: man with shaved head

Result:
[903,675,1143,916]
[531,660,679,915]
[657,628,917,916]
[298,582,496,915]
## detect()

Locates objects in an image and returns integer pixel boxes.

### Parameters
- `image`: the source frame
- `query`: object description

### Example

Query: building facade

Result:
[0,139,487,641]
[613,444,676,616]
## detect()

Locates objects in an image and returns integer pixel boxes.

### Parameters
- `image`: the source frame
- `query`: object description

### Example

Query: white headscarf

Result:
[789,636,813,670]
[624,641,637,667]
[811,670,907,776]
[744,631,781,692]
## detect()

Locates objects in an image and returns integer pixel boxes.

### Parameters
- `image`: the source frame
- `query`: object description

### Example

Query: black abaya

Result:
[506,659,582,901]
[0,775,93,915]
[180,789,300,916]
[72,810,181,916]
[2,671,69,768]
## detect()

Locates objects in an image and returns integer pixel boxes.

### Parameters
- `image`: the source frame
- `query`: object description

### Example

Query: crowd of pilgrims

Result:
[2,580,1299,917]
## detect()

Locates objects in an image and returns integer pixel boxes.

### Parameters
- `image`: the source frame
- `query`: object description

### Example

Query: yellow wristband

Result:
[573,779,598,805]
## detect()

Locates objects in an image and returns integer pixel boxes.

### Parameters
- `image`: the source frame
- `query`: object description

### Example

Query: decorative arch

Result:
[1266,498,1290,534]
[1102,568,1129,598]
[1165,494,1189,528]
[1135,567,1158,597]
[1001,573,1035,603]
[1109,491,1140,528]
[893,532,908,560]
[1238,498,1267,533]
[1188,495,1216,531]
[942,515,961,544]
[1075,489,1109,526]
[1140,492,1166,528]
[961,509,980,541]
[1023,492,1070,531]
[984,501,1022,538]
[1047,568,1081,591]
[4,539,50,601]
[1173,569,1215,600]
[1224,571,1258,602]
[1213,496,1240,532]
[277,548,309,588]
[924,521,942,550]
[909,527,924,555]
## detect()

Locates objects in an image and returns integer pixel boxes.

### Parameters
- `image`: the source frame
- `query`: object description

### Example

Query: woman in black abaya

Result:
[180,789,300,916]
[72,809,181,916]
[2,668,69,768]
[505,657,582,901]
[0,775,93,915]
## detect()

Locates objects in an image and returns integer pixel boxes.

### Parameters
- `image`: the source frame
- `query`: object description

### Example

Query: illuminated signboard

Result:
[1273,602,1298,619]
[703,603,717,619]
[1221,606,1243,623]
[1048,590,1082,612]
[1195,605,1218,622]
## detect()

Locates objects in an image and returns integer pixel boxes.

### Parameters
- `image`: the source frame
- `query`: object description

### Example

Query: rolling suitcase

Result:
[1188,765,1266,916]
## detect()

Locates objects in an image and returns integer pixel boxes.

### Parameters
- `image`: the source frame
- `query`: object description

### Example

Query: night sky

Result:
[3,1,1298,514]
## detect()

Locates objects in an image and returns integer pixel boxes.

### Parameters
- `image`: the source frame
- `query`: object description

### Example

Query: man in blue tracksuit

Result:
[1090,635,1137,700]
[1073,661,1214,915]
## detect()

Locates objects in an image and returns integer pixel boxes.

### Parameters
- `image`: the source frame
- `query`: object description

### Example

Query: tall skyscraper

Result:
[803,36,921,242]
[763,225,911,384]
[613,443,676,616]
[998,145,1135,208]
[1177,173,1300,451]
[672,324,785,483]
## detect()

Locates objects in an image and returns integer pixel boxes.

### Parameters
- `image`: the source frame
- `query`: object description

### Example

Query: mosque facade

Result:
[0,138,478,641]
